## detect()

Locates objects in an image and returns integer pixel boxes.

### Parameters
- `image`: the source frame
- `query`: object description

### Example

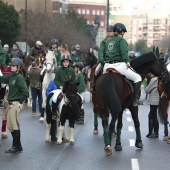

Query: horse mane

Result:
[130,52,155,69]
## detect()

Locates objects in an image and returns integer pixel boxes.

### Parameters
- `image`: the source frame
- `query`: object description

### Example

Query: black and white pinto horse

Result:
[45,80,82,145]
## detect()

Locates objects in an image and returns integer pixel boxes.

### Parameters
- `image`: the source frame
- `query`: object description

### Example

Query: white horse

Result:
[39,50,57,123]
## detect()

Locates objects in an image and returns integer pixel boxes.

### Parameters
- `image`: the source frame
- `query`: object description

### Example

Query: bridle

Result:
[46,58,56,72]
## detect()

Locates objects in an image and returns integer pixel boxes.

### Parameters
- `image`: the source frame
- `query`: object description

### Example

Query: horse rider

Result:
[91,25,114,91]
[0,40,11,107]
[10,43,24,60]
[0,58,29,153]
[70,46,81,66]
[94,23,142,106]
[49,38,61,66]
[28,40,46,64]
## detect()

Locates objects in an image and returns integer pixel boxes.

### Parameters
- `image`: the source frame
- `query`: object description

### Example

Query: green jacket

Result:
[0,73,29,104]
[71,54,81,65]
[76,73,85,93]
[98,36,130,63]
[49,49,61,66]
[54,66,76,87]
[0,44,11,66]
[27,67,42,88]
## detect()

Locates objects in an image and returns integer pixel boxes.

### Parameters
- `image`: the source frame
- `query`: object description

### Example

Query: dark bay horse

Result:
[158,79,170,143]
[45,80,82,145]
[91,51,169,155]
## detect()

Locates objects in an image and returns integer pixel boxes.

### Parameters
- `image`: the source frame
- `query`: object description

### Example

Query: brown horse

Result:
[90,51,169,155]
[158,79,170,143]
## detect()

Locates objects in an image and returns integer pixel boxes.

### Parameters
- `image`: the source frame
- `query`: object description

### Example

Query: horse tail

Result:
[46,93,54,124]
[96,73,122,117]
[158,101,164,124]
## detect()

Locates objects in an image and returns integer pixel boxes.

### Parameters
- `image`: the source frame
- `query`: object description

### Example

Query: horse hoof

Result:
[163,136,169,141]
[57,140,62,145]
[135,140,143,149]
[93,129,98,134]
[70,141,75,145]
[114,143,122,151]
[104,145,112,155]
[1,132,8,139]
[39,117,44,123]
[45,139,50,143]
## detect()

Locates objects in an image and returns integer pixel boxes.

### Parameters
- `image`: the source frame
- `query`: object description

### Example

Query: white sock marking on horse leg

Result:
[131,159,139,170]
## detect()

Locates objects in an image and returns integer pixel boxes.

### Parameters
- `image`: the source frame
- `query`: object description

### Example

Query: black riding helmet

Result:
[107,25,113,32]
[73,62,84,69]
[61,54,72,62]
[113,23,127,33]
[51,38,58,45]
[11,58,23,68]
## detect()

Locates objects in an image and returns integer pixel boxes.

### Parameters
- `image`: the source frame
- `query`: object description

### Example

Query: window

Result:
[82,9,85,14]
[101,10,104,15]
[87,20,89,24]
[92,10,96,15]
[100,21,104,26]
[97,10,100,15]
[78,9,81,14]
[86,9,90,14]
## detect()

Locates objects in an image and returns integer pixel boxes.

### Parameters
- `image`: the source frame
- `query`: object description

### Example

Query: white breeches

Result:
[51,89,62,103]
[103,62,141,83]
[0,69,6,87]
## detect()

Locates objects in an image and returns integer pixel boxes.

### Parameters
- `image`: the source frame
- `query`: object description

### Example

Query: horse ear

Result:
[152,46,155,53]
[155,47,160,58]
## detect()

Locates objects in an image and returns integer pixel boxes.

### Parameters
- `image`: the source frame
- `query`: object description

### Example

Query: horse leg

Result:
[101,115,112,155]
[114,112,123,151]
[93,112,98,134]
[45,123,51,143]
[129,106,143,149]
[40,87,46,122]
[57,125,64,145]
[50,119,57,141]
[69,127,74,145]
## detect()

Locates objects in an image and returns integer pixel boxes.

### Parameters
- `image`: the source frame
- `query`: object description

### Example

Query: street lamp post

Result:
[25,0,27,55]
[106,0,109,27]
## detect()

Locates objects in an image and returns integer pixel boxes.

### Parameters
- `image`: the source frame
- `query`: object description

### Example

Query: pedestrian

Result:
[94,23,142,106]
[49,38,61,66]
[60,44,70,57]
[52,54,76,119]
[3,44,10,55]
[29,40,45,64]
[27,62,42,116]
[145,75,159,138]
[73,62,85,124]
[10,43,23,60]
[129,51,136,61]
[70,46,81,66]
[0,58,29,153]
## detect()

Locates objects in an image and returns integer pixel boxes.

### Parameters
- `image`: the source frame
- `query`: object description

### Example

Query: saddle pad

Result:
[49,94,61,109]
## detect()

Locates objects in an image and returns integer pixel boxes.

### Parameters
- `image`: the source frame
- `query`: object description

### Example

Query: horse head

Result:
[63,80,79,107]
[45,50,57,72]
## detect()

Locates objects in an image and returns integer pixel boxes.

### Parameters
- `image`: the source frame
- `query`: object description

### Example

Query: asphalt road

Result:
[0,89,170,170]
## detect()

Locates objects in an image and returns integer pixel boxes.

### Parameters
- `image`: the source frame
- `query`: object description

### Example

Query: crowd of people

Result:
[0,22,170,153]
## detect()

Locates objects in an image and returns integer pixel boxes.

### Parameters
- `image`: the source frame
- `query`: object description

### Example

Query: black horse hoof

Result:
[114,143,122,151]
[135,140,143,149]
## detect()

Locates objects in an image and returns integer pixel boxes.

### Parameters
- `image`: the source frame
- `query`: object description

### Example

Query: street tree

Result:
[0,0,20,46]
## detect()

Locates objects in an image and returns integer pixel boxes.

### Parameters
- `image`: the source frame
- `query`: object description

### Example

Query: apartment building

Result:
[69,0,106,47]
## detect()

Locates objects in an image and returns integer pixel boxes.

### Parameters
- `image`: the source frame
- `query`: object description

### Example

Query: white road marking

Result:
[129,139,135,146]
[128,126,134,132]
[127,117,132,122]
[131,159,139,170]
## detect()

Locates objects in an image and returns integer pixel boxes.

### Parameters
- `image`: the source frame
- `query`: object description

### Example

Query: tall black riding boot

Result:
[5,130,20,153]
[133,81,142,106]
[52,101,57,120]
[50,119,57,141]
[146,118,154,138]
